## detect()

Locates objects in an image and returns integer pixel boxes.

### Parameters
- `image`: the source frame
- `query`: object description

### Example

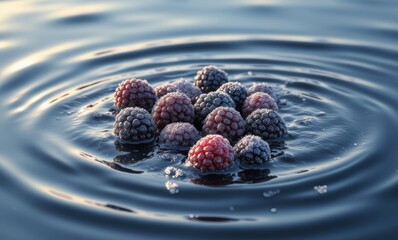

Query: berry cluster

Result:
[112,66,288,173]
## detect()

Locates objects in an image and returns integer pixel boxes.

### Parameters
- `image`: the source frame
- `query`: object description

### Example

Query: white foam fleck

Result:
[270,208,277,213]
[164,166,185,178]
[165,181,179,194]
[248,71,253,76]
[314,185,328,194]
[263,189,280,198]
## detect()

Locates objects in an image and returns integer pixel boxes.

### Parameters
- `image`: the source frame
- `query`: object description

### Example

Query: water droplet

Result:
[248,71,253,76]
[354,143,357,146]
[263,189,280,198]
[314,185,328,194]
[165,181,179,194]
[270,208,277,213]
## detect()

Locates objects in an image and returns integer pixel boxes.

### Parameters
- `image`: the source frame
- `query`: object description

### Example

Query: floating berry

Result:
[234,135,271,167]
[245,109,287,140]
[152,92,194,130]
[173,79,202,104]
[188,135,235,172]
[194,65,229,93]
[114,78,157,110]
[217,82,247,111]
[113,107,157,142]
[154,82,178,99]
[193,92,235,124]
[242,92,278,118]
[247,83,276,99]
[203,107,245,142]
[159,122,200,149]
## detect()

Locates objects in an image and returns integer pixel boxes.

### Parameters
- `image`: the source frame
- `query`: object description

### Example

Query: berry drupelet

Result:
[247,83,276,100]
[152,92,194,130]
[193,92,235,124]
[217,82,248,111]
[234,135,271,167]
[113,107,157,143]
[203,107,245,143]
[194,65,229,93]
[245,109,288,140]
[159,122,200,149]
[188,135,235,172]
[173,79,202,104]
[242,92,278,118]
[114,78,157,111]
[154,82,178,99]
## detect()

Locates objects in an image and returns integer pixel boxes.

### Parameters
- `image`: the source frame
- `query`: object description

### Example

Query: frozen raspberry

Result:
[203,107,245,142]
[113,107,157,142]
[114,78,157,110]
[188,135,235,172]
[194,65,229,93]
[234,135,271,167]
[173,79,202,104]
[154,82,178,99]
[217,82,247,111]
[193,92,235,124]
[247,83,276,99]
[159,122,200,149]
[152,92,194,130]
[155,80,202,104]
[245,109,288,140]
[242,92,278,118]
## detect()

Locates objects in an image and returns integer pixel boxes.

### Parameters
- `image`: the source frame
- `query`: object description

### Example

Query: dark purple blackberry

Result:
[194,65,229,93]
[247,83,276,99]
[114,78,157,111]
[113,107,157,143]
[159,122,200,149]
[173,79,202,104]
[242,92,278,118]
[152,92,194,130]
[217,82,247,111]
[234,135,271,167]
[203,107,245,142]
[193,92,235,124]
[245,109,288,140]
[154,82,178,99]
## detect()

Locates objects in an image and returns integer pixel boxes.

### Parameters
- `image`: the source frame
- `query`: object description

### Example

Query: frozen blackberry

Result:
[154,82,178,99]
[113,107,157,143]
[245,109,288,140]
[234,135,271,167]
[173,79,202,104]
[247,83,276,99]
[194,65,229,93]
[152,92,194,130]
[193,92,235,124]
[159,122,200,149]
[188,135,235,172]
[203,107,245,143]
[217,82,247,110]
[114,78,157,110]
[242,92,278,118]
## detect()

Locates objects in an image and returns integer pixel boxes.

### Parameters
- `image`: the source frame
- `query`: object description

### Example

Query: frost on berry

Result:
[159,122,200,149]
[114,78,157,110]
[247,83,276,100]
[194,65,229,93]
[217,82,247,110]
[193,92,235,125]
[234,135,271,167]
[245,109,287,140]
[242,92,278,118]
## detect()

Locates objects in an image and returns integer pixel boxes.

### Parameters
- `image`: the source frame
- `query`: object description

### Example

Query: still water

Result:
[0,0,397,239]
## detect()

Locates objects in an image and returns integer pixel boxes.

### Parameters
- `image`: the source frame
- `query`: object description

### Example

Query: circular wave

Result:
[1,35,397,239]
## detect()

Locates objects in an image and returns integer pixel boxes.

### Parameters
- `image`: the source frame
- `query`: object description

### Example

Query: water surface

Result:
[0,0,398,239]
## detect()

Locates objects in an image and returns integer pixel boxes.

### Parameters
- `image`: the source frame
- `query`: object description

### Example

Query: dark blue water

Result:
[1,0,398,239]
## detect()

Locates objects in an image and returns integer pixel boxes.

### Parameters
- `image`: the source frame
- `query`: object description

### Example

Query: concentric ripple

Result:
[1,32,397,239]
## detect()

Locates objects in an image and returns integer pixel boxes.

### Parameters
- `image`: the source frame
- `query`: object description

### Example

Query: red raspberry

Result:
[152,92,194,130]
[114,78,157,110]
[188,135,235,172]
[242,92,278,118]
[203,107,245,142]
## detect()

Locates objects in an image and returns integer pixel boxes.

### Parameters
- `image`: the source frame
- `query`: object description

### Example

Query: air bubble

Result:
[314,185,328,194]
[263,189,280,198]
[165,181,179,194]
